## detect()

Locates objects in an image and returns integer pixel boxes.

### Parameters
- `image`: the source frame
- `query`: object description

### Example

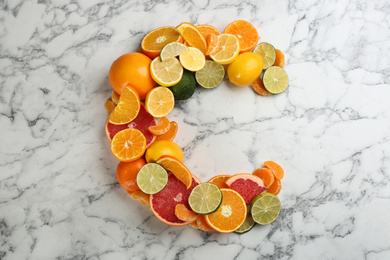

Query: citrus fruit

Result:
[224,20,259,52]
[262,66,289,94]
[136,163,168,194]
[111,128,147,162]
[225,174,266,204]
[196,24,221,38]
[108,86,141,125]
[105,104,157,147]
[234,215,255,234]
[179,46,206,72]
[208,175,231,189]
[141,26,182,59]
[109,52,157,99]
[155,121,178,142]
[205,188,247,233]
[250,193,281,225]
[193,215,213,231]
[264,161,284,180]
[116,158,146,192]
[273,49,285,68]
[157,155,192,189]
[150,57,183,87]
[175,203,198,222]
[168,69,196,100]
[253,167,275,188]
[111,91,120,104]
[253,42,276,69]
[267,178,281,195]
[176,22,207,54]
[145,140,184,163]
[227,52,263,87]
[195,60,225,89]
[104,99,116,116]
[160,42,189,61]
[145,86,175,118]
[205,33,219,56]
[210,33,240,64]
[127,190,150,205]
[148,116,171,136]
[188,182,223,215]
[150,174,201,226]
[251,77,272,96]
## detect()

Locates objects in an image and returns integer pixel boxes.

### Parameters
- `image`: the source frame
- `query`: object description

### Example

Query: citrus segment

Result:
[253,168,275,188]
[205,33,219,56]
[224,20,259,52]
[150,57,183,87]
[145,140,184,163]
[208,175,231,189]
[273,49,285,68]
[127,190,150,205]
[145,86,175,118]
[175,203,198,222]
[195,215,213,231]
[227,52,263,87]
[225,174,266,204]
[160,42,189,61]
[195,60,225,89]
[251,77,272,96]
[196,24,221,38]
[168,69,196,100]
[250,193,281,225]
[253,42,276,69]
[210,34,240,64]
[141,26,182,59]
[264,161,284,180]
[111,128,147,162]
[205,188,247,233]
[155,121,178,142]
[262,66,289,94]
[136,163,168,194]
[176,22,207,54]
[105,99,116,116]
[267,178,281,195]
[109,86,141,125]
[179,47,206,72]
[235,215,255,234]
[148,116,171,135]
[117,158,146,192]
[188,183,222,215]
[157,155,192,189]
[111,91,120,104]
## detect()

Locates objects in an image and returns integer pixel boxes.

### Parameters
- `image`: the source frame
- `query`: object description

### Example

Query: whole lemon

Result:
[145,140,184,163]
[227,52,263,87]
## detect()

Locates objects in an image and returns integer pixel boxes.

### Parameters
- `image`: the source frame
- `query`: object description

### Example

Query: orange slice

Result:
[205,188,247,233]
[209,34,240,64]
[224,20,259,52]
[251,77,272,96]
[155,121,178,142]
[104,99,116,117]
[156,155,192,189]
[205,33,219,56]
[175,203,198,222]
[264,161,284,180]
[127,190,150,205]
[141,26,182,59]
[208,175,231,189]
[253,168,275,188]
[267,178,281,195]
[148,116,171,135]
[109,86,141,125]
[111,128,146,162]
[176,22,207,54]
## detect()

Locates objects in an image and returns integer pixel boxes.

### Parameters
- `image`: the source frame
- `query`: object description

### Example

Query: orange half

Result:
[156,155,192,189]
[141,26,182,59]
[224,20,259,52]
[111,128,146,162]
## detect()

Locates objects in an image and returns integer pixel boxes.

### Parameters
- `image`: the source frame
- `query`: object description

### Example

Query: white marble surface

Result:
[1,0,390,259]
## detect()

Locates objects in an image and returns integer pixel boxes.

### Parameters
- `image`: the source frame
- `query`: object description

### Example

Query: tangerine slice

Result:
[251,77,272,96]
[111,128,146,162]
[253,168,275,188]
[111,91,120,104]
[156,155,192,189]
[264,161,284,180]
[175,203,198,222]
[148,116,171,135]
[141,26,182,59]
[196,215,213,232]
[109,86,141,125]
[205,33,219,56]
[104,99,116,117]
[225,174,266,204]
[127,190,150,205]
[208,174,231,189]
[155,121,178,142]
[176,22,207,54]
[273,49,285,68]
[224,20,259,52]
[196,24,221,38]
[267,178,281,195]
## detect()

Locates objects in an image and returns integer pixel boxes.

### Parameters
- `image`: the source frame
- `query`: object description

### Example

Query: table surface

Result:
[1,0,390,259]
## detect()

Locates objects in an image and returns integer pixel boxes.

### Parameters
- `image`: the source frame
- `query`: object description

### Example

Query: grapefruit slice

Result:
[105,104,157,148]
[150,173,200,226]
[225,174,266,204]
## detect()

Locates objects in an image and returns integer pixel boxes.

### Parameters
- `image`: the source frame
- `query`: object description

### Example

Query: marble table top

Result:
[1,0,390,259]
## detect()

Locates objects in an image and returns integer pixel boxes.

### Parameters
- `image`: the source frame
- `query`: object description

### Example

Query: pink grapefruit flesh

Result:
[225,174,266,204]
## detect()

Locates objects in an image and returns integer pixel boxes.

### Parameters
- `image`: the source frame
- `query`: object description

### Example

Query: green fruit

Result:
[188,182,223,215]
[168,69,196,100]
[251,192,281,225]
[136,163,168,194]
[235,215,255,234]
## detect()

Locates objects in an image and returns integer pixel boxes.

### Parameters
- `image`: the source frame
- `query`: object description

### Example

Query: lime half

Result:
[136,163,168,194]
[188,182,223,214]
[195,60,225,89]
[160,42,189,61]
[250,192,281,225]
[235,215,255,234]
[253,42,276,69]
[262,66,289,94]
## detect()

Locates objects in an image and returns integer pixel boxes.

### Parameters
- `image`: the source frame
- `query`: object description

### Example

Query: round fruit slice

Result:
[155,121,178,142]
[179,47,206,72]
[141,26,182,59]
[111,128,147,162]
[250,193,281,225]
[156,155,192,189]
[160,42,189,61]
[253,42,276,70]
[210,34,240,64]
[208,175,231,189]
[195,60,225,89]
[136,163,168,194]
[224,20,259,53]
[150,57,183,87]
[262,66,289,94]
[234,215,255,234]
[205,188,247,233]
[150,174,201,226]
[188,182,222,215]
[225,174,266,204]
[109,86,141,125]
[176,22,207,54]
[145,86,175,118]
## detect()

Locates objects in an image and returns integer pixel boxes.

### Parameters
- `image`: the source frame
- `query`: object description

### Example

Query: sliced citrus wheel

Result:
[224,20,259,52]
[117,158,146,192]
[176,22,207,54]
[273,49,285,68]
[136,163,168,194]
[127,190,150,205]
[109,86,141,125]
[179,46,206,72]
[225,174,266,204]
[253,42,276,70]
[253,167,275,188]
[267,178,281,195]
[111,128,146,162]
[251,77,272,96]
[188,182,222,215]
[262,66,289,94]
[205,33,219,56]
[195,60,225,89]
[111,91,120,104]
[210,33,240,64]
[205,188,247,233]
[148,116,170,135]
[150,57,183,87]
[264,161,284,180]
[105,99,116,117]
[160,42,188,61]
[156,155,192,189]
[145,86,175,118]
[208,175,231,189]
[250,193,281,225]
[141,26,182,59]
[175,203,198,222]
[234,215,255,234]
[155,121,178,142]
[196,24,221,38]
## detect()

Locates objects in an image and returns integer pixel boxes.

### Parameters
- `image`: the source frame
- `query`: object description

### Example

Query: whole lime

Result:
[168,69,196,100]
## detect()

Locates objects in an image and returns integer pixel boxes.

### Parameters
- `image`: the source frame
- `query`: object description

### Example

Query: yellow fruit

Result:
[227,52,263,87]
[145,140,184,163]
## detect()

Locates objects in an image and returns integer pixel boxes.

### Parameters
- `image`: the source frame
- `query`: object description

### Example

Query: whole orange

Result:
[116,158,146,192]
[109,52,157,100]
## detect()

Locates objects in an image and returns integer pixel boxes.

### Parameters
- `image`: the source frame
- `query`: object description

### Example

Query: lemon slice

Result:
[188,183,223,215]
[179,47,206,72]
[262,66,289,94]
[210,34,240,65]
[195,60,225,89]
[253,42,276,70]
[145,86,175,118]
[150,57,183,86]
[136,163,168,194]
[250,193,281,225]
[160,42,189,61]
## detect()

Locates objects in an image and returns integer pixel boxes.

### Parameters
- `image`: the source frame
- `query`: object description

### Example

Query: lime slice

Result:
[150,57,183,87]
[160,42,189,61]
[250,192,281,225]
[195,60,225,89]
[235,215,255,234]
[179,47,206,72]
[262,66,289,94]
[188,182,223,214]
[253,42,276,69]
[136,163,168,194]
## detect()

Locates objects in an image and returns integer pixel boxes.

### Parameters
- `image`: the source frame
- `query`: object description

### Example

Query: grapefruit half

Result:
[225,174,266,204]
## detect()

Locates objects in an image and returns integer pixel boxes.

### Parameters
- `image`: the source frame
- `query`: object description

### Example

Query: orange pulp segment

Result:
[251,77,272,96]
[105,99,116,117]
[111,91,120,104]
[196,24,221,38]
[267,178,281,195]
[155,121,178,142]
[208,175,231,189]
[253,168,275,188]
[175,203,198,222]
[148,116,171,135]
[273,49,285,68]
[127,190,150,205]
[109,86,141,125]
[176,22,207,54]
[264,161,284,180]
[111,128,146,162]
[205,33,219,56]
[156,155,192,189]
[224,20,259,52]
[141,26,182,59]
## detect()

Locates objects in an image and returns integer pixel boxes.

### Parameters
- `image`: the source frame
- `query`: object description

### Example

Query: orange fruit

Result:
[156,155,192,189]
[208,175,231,189]
[227,52,263,87]
[148,116,171,135]
[195,215,213,231]
[224,20,259,53]
[252,168,275,188]
[205,188,247,233]
[104,99,116,117]
[175,203,198,222]
[109,52,157,100]
[111,91,120,104]
[108,86,141,125]
[176,22,207,54]
[273,49,285,68]
[145,140,183,163]
[196,24,221,38]
[155,121,178,142]
[116,158,146,192]
[141,26,182,59]
[264,161,284,180]
[111,128,146,162]
[267,178,281,195]
[225,174,266,204]
[205,33,219,56]
[127,190,150,205]
[251,77,272,96]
